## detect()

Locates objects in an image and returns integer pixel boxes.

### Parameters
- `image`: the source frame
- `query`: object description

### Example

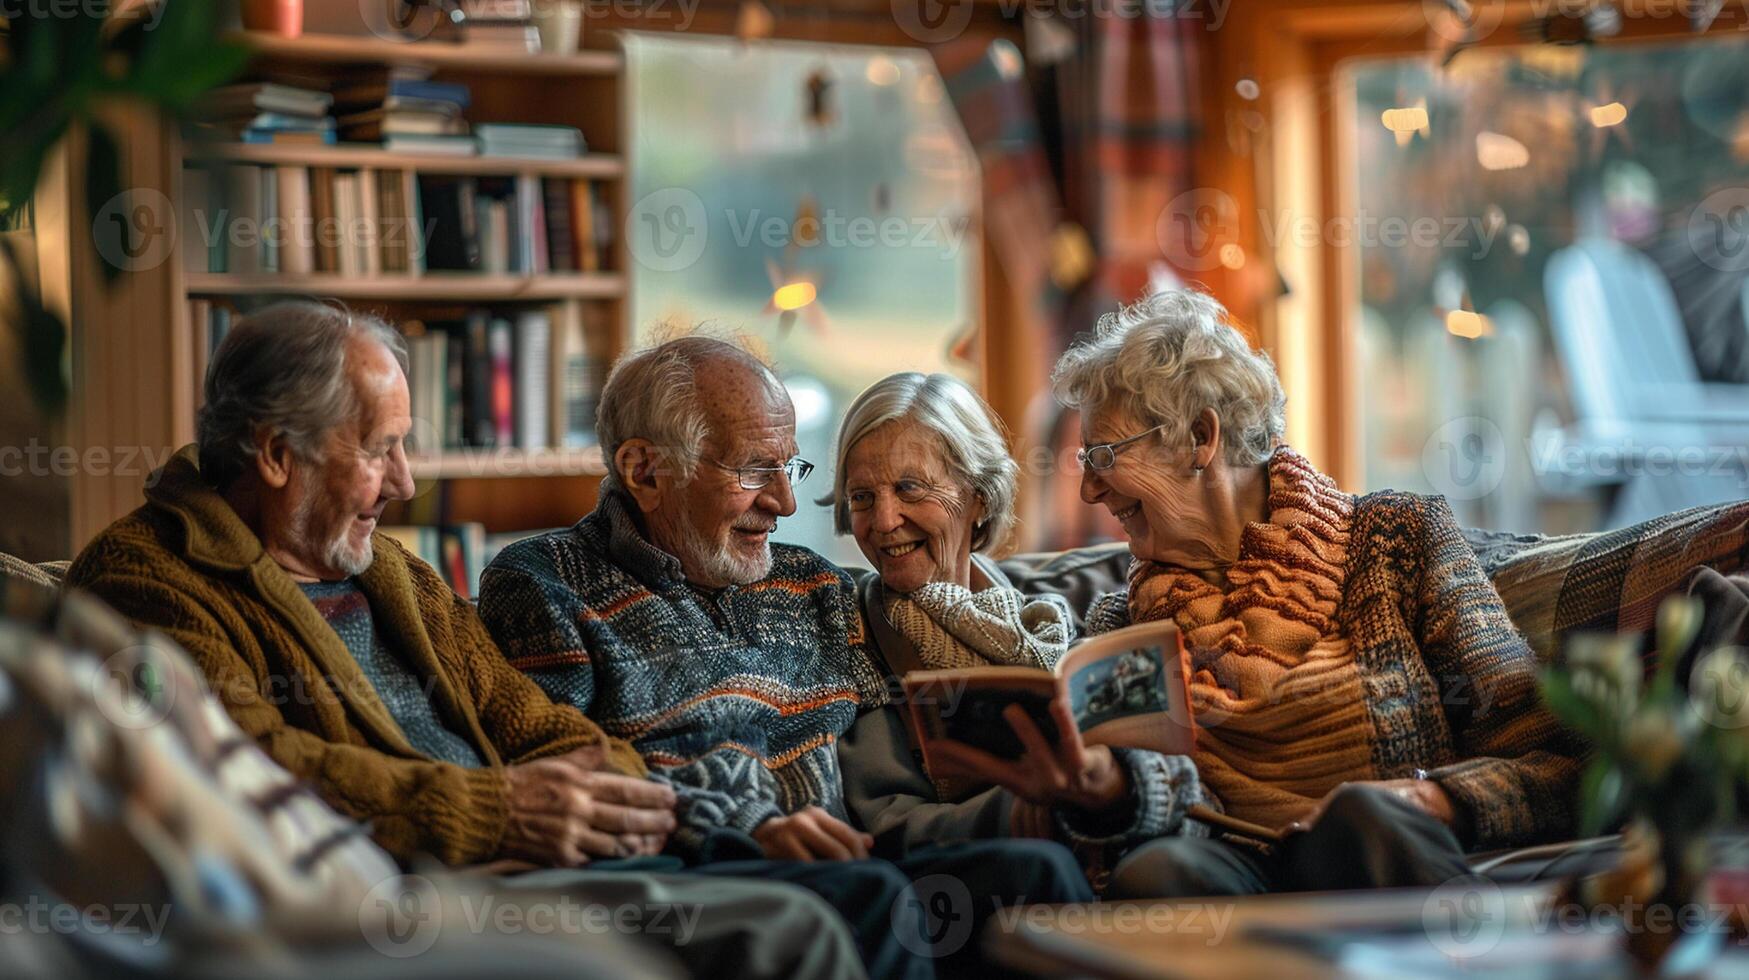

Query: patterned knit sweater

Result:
[1088,447,1586,850]
[477,491,890,857]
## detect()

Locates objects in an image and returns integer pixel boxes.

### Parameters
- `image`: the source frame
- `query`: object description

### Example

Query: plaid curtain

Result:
[1060,3,1204,312]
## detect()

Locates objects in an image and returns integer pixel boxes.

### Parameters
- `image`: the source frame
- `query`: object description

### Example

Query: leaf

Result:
[0,239,69,416]
[1579,757,1625,836]
[84,122,125,286]
[1540,670,1607,740]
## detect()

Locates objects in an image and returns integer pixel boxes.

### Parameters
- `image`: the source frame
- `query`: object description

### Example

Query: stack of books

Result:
[476,124,585,160]
[336,68,473,148]
[192,82,335,144]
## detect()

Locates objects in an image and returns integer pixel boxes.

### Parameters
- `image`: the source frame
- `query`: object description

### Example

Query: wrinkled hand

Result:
[929,699,1128,812]
[500,746,678,867]
[753,806,873,862]
[1009,799,1055,840]
[1282,779,1458,836]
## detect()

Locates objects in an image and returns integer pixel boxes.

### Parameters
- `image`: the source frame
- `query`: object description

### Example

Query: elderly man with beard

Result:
[67,301,877,980]
[478,336,1092,977]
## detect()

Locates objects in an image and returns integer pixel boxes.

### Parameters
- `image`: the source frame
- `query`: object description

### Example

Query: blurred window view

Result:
[1348,39,1749,534]
[624,34,980,566]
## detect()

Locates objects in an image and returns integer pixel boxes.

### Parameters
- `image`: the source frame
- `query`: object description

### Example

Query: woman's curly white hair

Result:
[1050,289,1286,466]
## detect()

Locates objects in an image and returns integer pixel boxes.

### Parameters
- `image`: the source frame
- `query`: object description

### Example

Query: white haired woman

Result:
[982,287,1581,899]
[832,373,1211,884]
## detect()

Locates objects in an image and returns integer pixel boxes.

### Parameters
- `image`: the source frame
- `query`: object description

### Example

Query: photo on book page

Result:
[901,619,1196,764]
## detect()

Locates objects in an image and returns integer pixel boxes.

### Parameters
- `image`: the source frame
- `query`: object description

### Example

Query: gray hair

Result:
[596,334,775,493]
[1051,289,1285,466]
[823,372,1017,553]
[197,301,406,489]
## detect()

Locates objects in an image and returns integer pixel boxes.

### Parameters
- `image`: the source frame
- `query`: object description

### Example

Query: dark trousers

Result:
[706,839,1093,980]
[1105,783,1479,900]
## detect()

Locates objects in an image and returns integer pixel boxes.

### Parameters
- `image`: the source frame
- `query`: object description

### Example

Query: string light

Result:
[1590,101,1627,127]
[1476,131,1529,170]
[772,282,817,311]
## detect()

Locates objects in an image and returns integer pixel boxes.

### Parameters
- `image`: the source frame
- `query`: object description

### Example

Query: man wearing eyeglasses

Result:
[479,336,1091,978]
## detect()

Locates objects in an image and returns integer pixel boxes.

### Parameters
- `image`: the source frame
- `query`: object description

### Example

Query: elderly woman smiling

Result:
[830,372,1071,672]
[1044,288,1583,898]
[832,373,1208,881]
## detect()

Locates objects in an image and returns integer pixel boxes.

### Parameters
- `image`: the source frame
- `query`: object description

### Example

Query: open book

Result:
[901,619,1196,764]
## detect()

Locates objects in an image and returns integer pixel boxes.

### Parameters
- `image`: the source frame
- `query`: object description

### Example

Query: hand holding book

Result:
[927,698,1131,813]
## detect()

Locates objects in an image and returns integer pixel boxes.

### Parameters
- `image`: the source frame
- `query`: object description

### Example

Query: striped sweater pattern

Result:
[477,491,889,854]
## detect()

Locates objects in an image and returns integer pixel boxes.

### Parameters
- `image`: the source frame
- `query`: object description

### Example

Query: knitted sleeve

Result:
[68,559,509,866]
[1411,496,1585,849]
[476,538,600,716]
[425,563,646,778]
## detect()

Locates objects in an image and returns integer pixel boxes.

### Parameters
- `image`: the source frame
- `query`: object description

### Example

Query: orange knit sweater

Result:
[1128,448,1377,828]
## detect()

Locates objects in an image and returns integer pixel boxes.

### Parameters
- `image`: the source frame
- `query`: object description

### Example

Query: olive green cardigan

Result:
[67,446,646,866]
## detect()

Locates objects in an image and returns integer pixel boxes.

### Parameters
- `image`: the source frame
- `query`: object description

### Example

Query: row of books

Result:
[182,301,606,456]
[404,304,605,453]
[179,165,612,276]
[378,523,538,600]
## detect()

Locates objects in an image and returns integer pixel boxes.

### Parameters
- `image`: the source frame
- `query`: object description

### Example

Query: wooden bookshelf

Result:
[186,272,626,301]
[56,31,634,547]
[192,142,625,179]
[231,30,624,76]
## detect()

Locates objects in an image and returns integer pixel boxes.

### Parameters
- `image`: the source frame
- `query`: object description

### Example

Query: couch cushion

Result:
[1480,500,1749,662]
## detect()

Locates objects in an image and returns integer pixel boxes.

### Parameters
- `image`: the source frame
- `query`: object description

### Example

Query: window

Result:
[626,34,980,564]
[1348,39,1749,532]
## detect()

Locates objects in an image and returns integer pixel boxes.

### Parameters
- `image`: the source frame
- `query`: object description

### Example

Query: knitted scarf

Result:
[1126,446,1378,828]
[883,578,1071,673]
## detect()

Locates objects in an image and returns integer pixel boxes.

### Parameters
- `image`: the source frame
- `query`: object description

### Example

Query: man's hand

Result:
[929,699,1129,812]
[753,806,873,862]
[499,747,677,867]
[1282,779,1459,836]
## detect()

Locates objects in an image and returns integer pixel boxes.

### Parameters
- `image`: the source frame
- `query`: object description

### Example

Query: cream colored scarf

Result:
[1126,446,1378,828]
[883,577,1071,673]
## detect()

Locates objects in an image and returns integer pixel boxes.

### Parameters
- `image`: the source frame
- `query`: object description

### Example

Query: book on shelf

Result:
[239,129,339,145]
[553,302,601,448]
[382,134,480,156]
[196,82,334,119]
[179,166,217,274]
[419,175,483,272]
[310,166,339,273]
[275,165,316,276]
[332,171,364,276]
[339,106,468,141]
[489,317,514,446]
[463,312,496,448]
[512,309,551,451]
[332,78,471,114]
[475,123,585,160]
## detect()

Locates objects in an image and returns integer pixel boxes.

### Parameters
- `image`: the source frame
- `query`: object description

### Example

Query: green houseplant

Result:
[1,0,249,414]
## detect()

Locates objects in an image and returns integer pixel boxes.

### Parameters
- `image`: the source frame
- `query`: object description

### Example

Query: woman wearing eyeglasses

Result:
[1038,287,1582,899]
[828,372,1204,888]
